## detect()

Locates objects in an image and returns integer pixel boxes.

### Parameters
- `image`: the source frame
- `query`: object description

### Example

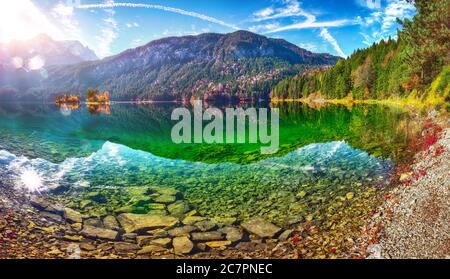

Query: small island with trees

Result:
[86,88,110,104]
[55,88,110,105]
[54,94,80,105]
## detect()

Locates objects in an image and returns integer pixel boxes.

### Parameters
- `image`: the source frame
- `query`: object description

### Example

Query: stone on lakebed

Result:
[150,187,180,197]
[63,208,83,223]
[167,225,197,237]
[116,213,178,233]
[241,217,281,238]
[194,219,217,232]
[137,245,168,255]
[205,241,232,249]
[219,226,244,243]
[153,195,177,204]
[114,242,139,253]
[182,216,206,225]
[150,238,172,248]
[30,196,64,215]
[80,225,119,241]
[103,215,120,231]
[167,201,190,216]
[191,231,224,241]
[173,236,193,255]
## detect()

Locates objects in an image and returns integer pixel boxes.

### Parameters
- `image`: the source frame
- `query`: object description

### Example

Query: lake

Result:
[0,102,420,226]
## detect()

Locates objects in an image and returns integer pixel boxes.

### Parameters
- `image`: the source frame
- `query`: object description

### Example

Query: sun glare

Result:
[0,0,63,43]
[19,168,44,193]
[28,55,45,70]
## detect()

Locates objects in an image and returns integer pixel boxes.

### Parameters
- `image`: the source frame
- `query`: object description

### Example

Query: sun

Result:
[0,0,63,43]
[19,168,44,193]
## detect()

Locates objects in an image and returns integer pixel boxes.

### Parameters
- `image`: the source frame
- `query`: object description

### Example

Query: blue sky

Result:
[0,0,416,58]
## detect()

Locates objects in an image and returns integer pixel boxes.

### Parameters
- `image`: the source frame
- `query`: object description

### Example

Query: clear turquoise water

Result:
[0,102,417,224]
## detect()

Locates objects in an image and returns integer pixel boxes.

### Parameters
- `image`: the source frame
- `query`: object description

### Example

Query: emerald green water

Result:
[0,102,418,225]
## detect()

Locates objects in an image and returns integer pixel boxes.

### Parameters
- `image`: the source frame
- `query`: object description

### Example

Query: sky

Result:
[0,0,416,58]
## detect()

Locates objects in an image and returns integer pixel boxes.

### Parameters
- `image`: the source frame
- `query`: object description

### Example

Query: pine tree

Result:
[399,0,449,84]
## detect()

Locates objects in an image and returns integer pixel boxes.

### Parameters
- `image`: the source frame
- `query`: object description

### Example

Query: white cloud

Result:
[297,43,317,52]
[51,2,84,42]
[126,22,139,28]
[266,19,357,33]
[53,3,74,17]
[359,0,415,45]
[381,0,415,32]
[95,0,119,58]
[355,0,382,10]
[250,0,357,34]
[362,11,383,26]
[249,0,352,57]
[360,32,372,46]
[253,7,274,19]
[249,22,280,33]
[77,2,239,30]
[251,0,316,23]
[320,28,347,58]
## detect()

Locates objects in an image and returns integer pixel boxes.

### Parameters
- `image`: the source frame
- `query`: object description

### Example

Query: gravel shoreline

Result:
[366,123,449,259]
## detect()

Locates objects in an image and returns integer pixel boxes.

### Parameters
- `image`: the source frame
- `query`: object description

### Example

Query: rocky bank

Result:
[365,122,449,259]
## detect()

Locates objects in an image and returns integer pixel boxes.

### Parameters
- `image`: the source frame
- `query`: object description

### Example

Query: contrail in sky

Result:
[76,2,239,30]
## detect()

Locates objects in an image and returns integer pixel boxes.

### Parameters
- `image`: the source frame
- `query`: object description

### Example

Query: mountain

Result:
[0,34,98,100]
[2,31,339,101]
[0,34,98,68]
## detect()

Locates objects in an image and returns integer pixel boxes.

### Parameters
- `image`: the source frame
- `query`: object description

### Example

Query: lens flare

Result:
[27,55,45,70]
[19,168,44,193]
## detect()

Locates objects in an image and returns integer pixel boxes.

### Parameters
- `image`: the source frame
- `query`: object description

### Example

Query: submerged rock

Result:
[63,235,83,242]
[278,229,293,241]
[137,245,167,255]
[235,242,266,251]
[191,231,224,241]
[150,238,172,248]
[213,217,237,226]
[79,242,97,251]
[146,209,168,216]
[80,225,119,240]
[205,241,232,249]
[182,216,206,225]
[30,196,64,215]
[150,187,180,197]
[241,217,281,238]
[114,242,139,253]
[147,203,167,210]
[167,201,190,217]
[136,235,155,247]
[154,195,177,204]
[103,215,120,231]
[117,213,178,233]
[63,208,83,224]
[71,223,82,232]
[40,212,63,223]
[168,226,197,237]
[219,226,244,243]
[194,219,217,232]
[86,192,107,203]
[83,217,103,228]
[122,233,138,242]
[173,236,193,255]
[346,192,355,200]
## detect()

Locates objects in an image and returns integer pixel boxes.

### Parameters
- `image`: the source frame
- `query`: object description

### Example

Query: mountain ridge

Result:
[0,34,98,67]
[1,31,339,101]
